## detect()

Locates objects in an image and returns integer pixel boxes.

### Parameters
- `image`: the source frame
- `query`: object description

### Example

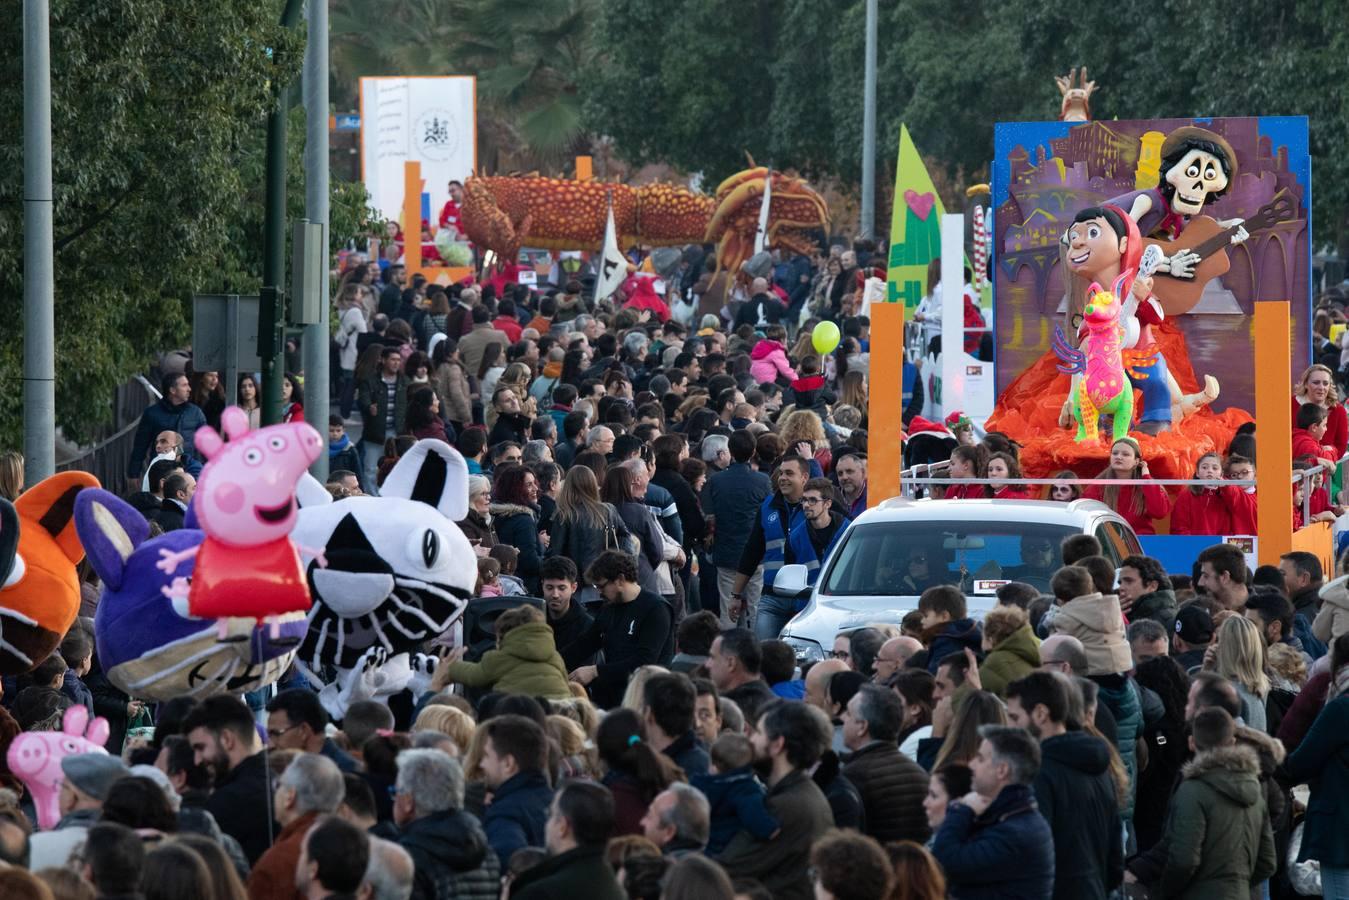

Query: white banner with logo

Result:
[360,76,477,225]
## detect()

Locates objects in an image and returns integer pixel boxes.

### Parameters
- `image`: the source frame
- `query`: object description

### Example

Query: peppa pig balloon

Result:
[157,406,324,642]
[8,706,110,830]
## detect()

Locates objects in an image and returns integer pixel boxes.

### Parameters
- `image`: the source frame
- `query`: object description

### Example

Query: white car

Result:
[775,498,1143,663]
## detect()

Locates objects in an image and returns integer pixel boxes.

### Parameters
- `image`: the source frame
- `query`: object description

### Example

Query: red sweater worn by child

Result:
[1083,480,1171,535]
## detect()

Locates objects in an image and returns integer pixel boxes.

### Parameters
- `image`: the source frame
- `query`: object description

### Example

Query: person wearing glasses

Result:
[786,479,852,596]
[565,551,673,709]
[264,689,359,773]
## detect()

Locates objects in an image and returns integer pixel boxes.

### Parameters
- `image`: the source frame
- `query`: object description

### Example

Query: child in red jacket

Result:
[1292,403,1336,467]
[1224,455,1258,534]
[1171,452,1235,535]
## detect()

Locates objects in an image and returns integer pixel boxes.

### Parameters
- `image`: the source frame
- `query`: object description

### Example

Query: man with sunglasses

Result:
[787,478,852,592]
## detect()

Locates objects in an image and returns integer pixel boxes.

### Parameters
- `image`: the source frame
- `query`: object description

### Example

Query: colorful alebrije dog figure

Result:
[157,406,324,641]
[1053,271,1156,444]
[0,472,99,674]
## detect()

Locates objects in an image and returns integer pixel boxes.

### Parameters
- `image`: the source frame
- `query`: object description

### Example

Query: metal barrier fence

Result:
[899,451,1349,525]
[56,376,158,491]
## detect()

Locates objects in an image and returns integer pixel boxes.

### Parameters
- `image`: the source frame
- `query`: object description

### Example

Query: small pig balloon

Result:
[8,706,110,830]
[158,406,324,642]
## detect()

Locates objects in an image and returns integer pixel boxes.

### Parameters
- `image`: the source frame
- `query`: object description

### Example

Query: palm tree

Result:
[330,0,597,171]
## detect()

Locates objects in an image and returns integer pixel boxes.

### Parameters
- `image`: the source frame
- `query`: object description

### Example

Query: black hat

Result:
[1175,605,1215,645]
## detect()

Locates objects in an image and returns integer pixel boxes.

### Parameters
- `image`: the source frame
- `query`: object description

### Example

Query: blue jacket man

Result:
[126,372,207,482]
[930,726,1055,900]
[732,456,811,639]
[787,479,851,596]
[702,434,772,571]
[481,717,555,868]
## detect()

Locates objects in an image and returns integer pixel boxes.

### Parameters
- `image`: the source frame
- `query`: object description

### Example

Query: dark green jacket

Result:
[718,769,834,900]
[1160,745,1276,899]
[979,624,1040,697]
[510,845,625,900]
[443,621,573,699]
[1131,588,1178,634]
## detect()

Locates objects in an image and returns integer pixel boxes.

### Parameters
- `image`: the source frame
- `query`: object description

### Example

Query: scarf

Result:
[542,360,564,379]
[329,434,353,459]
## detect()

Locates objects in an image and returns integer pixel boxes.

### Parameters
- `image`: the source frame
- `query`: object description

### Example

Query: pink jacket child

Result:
[157,407,325,642]
[750,340,798,385]
[8,706,110,829]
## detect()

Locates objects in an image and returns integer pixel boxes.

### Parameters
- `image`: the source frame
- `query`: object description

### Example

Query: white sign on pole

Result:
[360,77,477,225]
[938,214,995,425]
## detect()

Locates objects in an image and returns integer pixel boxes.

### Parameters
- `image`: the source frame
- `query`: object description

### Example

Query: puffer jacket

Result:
[841,740,930,844]
[1093,674,1141,820]
[1054,593,1132,676]
[925,618,984,673]
[978,624,1040,697]
[1312,573,1349,644]
[1034,730,1123,900]
[398,808,501,900]
[1158,746,1276,900]
[749,339,798,385]
[441,621,573,699]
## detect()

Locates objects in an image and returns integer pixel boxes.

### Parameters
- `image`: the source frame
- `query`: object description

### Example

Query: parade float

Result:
[984,115,1311,482]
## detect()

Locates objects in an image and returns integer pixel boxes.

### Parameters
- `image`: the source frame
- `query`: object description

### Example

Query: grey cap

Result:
[60,753,130,802]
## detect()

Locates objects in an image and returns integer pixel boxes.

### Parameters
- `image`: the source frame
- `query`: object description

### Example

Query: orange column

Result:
[403,160,422,273]
[575,156,593,181]
[869,303,905,507]
[1254,301,1292,564]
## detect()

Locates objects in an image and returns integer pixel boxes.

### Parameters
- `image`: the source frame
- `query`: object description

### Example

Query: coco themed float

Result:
[984,115,1310,481]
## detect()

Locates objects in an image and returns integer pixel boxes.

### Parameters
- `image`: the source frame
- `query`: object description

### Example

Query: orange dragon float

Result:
[460,167,830,274]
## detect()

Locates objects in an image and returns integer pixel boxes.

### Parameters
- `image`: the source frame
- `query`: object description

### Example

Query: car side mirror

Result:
[774,564,811,599]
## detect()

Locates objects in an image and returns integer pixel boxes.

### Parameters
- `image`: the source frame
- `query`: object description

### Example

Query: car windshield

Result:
[820,520,1078,596]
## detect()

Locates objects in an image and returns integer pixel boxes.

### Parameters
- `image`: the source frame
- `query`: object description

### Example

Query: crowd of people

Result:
[2,239,1347,900]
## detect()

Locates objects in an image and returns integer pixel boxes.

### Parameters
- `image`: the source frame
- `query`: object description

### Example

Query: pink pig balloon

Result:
[156,406,324,639]
[7,706,110,830]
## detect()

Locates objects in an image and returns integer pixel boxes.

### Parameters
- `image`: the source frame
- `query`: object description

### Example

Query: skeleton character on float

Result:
[1060,127,1249,434]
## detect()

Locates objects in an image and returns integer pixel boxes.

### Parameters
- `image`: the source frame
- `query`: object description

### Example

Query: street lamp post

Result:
[23,0,55,485]
[860,0,878,240]
[302,0,330,479]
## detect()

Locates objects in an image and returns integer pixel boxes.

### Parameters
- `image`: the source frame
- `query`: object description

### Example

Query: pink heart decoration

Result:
[904,189,936,221]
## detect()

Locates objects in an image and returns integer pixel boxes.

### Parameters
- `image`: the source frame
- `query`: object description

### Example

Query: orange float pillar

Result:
[403,161,422,273]
[1254,301,1292,565]
[869,303,905,507]
[575,156,593,181]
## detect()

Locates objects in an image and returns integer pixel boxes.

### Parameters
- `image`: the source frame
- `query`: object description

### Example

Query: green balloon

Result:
[812,320,841,355]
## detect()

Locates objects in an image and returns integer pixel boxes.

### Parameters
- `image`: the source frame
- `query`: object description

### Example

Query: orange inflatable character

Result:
[0,472,99,674]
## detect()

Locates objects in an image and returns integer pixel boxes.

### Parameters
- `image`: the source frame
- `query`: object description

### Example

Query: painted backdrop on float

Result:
[991,116,1311,413]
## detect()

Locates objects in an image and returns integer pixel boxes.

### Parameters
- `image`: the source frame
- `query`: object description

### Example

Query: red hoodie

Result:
[1291,396,1348,458]
[945,482,990,500]
[993,486,1037,500]
[1083,479,1171,535]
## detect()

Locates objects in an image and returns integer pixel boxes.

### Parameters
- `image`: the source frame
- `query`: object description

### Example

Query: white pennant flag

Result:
[595,200,628,302]
[754,169,773,255]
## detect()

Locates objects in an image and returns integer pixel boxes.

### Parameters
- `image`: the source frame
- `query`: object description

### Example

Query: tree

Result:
[330,0,598,170]
[0,0,373,450]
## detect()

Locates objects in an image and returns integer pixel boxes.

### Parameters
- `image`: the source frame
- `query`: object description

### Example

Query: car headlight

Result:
[782,635,824,665]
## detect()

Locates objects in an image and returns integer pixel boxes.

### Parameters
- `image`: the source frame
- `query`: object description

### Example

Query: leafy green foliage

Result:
[582,0,1347,251]
[330,0,598,168]
[0,0,373,449]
